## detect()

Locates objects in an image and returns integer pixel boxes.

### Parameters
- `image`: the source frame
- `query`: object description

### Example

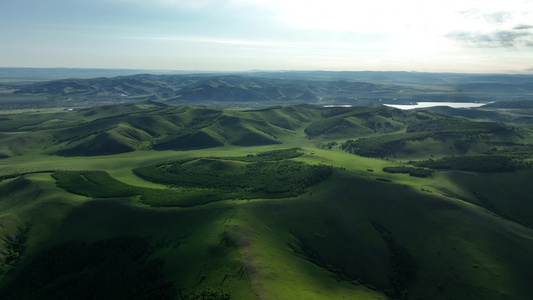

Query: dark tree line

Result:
[382,166,432,178]
[371,222,417,300]
[411,155,521,172]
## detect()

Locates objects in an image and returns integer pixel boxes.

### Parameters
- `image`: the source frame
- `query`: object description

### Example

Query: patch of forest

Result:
[340,132,435,158]
[411,155,531,172]
[52,149,332,207]
[133,159,332,201]
[382,166,432,178]
[405,117,509,133]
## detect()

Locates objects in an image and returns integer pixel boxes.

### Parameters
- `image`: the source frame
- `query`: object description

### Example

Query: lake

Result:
[383,102,489,110]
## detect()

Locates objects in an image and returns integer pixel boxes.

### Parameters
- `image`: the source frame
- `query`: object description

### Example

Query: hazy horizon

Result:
[2,0,533,74]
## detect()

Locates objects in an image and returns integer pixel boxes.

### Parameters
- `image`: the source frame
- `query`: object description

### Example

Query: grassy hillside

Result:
[340,112,530,159]
[2,168,533,299]
[1,102,533,299]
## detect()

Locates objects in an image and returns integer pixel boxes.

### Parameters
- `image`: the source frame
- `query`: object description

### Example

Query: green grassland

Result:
[1,102,533,299]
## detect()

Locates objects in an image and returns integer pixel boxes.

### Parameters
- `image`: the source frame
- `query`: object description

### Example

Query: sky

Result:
[1,0,533,73]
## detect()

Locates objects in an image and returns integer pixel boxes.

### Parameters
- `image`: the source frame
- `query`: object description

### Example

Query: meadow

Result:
[1,99,533,300]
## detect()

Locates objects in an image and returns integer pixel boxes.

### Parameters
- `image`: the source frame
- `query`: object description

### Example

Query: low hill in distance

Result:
[2,70,533,109]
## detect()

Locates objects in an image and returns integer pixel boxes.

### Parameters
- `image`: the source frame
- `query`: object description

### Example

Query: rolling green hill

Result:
[1,102,530,160]
[1,101,533,300]
[0,103,307,157]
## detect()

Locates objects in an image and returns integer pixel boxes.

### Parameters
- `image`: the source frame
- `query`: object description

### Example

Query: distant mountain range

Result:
[2,69,533,108]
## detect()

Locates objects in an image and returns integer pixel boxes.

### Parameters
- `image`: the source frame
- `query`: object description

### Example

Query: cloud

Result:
[446,30,533,47]
[482,11,513,24]
[458,8,481,20]
[133,35,289,48]
[446,4,533,48]
[514,24,533,30]
[112,0,226,8]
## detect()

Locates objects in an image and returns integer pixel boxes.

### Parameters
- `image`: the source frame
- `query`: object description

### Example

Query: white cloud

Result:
[236,0,533,36]
[446,30,533,48]
[132,35,290,48]
[112,0,228,8]
[483,11,513,24]
[442,1,533,47]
